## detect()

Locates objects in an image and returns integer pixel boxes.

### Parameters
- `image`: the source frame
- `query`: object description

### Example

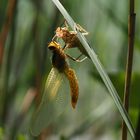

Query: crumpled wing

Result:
[31,68,69,136]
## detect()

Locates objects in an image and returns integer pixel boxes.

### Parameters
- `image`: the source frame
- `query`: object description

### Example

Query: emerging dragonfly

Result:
[31,41,79,136]
[53,21,89,61]
[48,41,79,108]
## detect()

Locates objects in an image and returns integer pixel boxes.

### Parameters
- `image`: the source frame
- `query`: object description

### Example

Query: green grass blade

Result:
[52,0,135,139]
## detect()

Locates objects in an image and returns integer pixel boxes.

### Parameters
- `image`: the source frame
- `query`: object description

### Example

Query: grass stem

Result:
[122,0,136,140]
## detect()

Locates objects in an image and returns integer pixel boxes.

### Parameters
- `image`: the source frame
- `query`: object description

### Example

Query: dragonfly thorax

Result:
[52,52,68,72]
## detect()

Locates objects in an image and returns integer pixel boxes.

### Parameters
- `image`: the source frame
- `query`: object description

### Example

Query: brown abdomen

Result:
[64,68,79,108]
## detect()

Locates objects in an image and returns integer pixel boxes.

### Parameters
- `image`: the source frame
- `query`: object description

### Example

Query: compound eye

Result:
[48,46,55,50]
[48,41,60,50]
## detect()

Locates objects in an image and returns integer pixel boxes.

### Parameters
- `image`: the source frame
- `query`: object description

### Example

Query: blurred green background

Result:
[0,0,140,140]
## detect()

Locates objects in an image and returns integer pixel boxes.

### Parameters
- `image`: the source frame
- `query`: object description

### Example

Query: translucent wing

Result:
[31,68,69,136]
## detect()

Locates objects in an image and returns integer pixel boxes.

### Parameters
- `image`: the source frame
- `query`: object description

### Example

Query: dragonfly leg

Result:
[64,20,70,29]
[77,56,87,62]
[75,53,83,59]
[62,44,69,50]
[52,34,60,43]
[52,35,57,41]
[75,53,87,62]
[75,54,87,62]
[74,23,89,35]
[66,53,87,62]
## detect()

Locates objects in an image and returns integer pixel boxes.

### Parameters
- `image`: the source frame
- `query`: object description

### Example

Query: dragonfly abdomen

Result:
[64,68,79,108]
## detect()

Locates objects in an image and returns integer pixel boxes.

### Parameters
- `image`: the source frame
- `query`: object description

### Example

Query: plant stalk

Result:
[122,0,136,140]
[0,0,17,67]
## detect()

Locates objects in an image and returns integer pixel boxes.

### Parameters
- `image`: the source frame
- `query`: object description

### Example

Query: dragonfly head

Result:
[48,41,61,50]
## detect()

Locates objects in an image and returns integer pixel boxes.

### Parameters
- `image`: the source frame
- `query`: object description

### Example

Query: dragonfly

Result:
[31,41,79,136]
[52,21,89,61]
